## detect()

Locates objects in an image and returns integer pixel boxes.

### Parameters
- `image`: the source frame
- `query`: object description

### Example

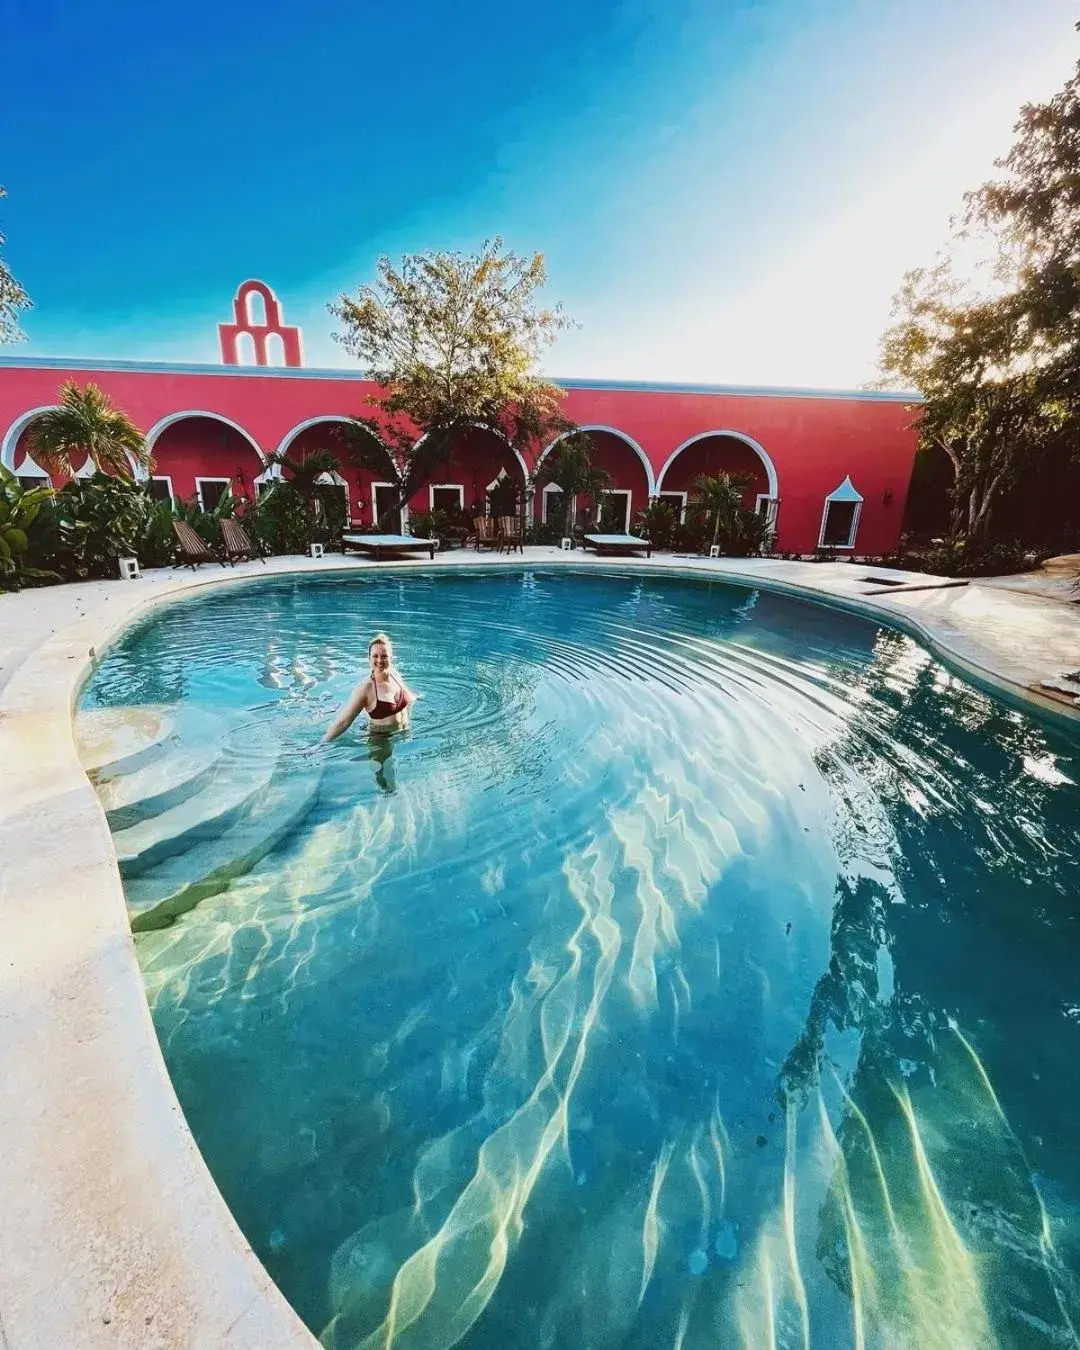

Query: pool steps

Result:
[125,774,320,932]
[99,739,225,829]
[76,705,177,780]
[77,706,320,933]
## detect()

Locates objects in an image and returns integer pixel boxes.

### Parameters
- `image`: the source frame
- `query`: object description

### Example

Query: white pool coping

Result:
[1,549,1078,1348]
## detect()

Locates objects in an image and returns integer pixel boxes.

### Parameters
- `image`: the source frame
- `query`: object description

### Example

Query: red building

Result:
[0,282,919,556]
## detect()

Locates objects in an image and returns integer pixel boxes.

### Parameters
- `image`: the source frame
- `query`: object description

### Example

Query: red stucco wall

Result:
[0,361,919,555]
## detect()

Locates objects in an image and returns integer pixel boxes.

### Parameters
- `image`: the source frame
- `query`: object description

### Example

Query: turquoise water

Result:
[79,569,1080,1349]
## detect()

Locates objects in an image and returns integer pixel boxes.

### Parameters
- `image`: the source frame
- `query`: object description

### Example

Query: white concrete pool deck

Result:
[1,549,1079,1349]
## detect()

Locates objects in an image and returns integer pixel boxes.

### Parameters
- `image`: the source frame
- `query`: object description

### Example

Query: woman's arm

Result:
[322,679,374,742]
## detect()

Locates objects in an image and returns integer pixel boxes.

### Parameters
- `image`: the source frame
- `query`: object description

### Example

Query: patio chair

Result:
[474,515,500,551]
[172,520,222,570]
[498,515,524,554]
[220,517,265,564]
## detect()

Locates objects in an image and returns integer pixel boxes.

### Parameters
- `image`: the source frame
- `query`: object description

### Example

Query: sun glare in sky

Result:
[3,0,1076,387]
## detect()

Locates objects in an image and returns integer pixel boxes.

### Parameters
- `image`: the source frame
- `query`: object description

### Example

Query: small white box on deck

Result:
[709,545,721,559]
[309,543,325,559]
[560,537,572,551]
[118,556,140,580]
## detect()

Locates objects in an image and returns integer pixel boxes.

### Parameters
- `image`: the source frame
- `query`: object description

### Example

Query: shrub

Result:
[634,500,677,550]
[244,482,310,555]
[36,474,163,580]
[0,465,59,590]
[911,535,1053,577]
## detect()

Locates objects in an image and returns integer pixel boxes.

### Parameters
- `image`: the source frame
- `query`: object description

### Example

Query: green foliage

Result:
[0,465,57,589]
[264,447,348,547]
[173,490,236,544]
[688,473,754,550]
[330,238,576,528]
[37,474,162,580]
[485,474,524,517]
[0,187,31,344]
[27,380,151,479]
[408,506,471,546]
[879,59,1080,547]
[634,499,677,550]
[244,482,310,555]
[537,437,612,533]
[909,535,1052,578]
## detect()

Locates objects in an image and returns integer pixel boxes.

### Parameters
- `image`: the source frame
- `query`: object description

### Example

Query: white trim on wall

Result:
[655,429,779,501]
[536,425,657,496]
[818,476,864,549]
[149,475,175,506]
[657,490,687,522]
[371,480,408,530]
[429,483,465,512]
[755,494,780,530]
[541,482,566,525]
[144,411,267,466]
[599,488,632,532]
[194,476,232,511]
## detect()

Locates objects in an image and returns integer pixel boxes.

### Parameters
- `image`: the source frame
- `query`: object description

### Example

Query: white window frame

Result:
[149,475,175,506]
[657,490,687,523]
[542,482,566,525]
[195,476,231,512]
[16,469,51,490]
[429,482,465,512]
[756,494,780,529]
[598,488,632,532]
[371,480,408,532]
[818,477,863,549]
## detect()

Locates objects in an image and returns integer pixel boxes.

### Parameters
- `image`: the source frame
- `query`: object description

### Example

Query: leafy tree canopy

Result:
[878,56,1080,542]
[329,238,574,526]
[0,187,31,344]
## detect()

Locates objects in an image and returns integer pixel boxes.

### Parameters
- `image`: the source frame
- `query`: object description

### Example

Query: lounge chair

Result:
[341,533,436,562]
[582,532,652,558]
[498,515,524,554]
[473,515,500,551]
[172,520,222,570]
[220,517,264,564]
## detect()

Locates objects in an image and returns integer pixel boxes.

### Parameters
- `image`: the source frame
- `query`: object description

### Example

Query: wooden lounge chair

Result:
[220,517,265,564]
[582,532,652,558]
[341,533,436,562]
[172,520,222,570]
[497,515,524,554]
[473,515,500,551]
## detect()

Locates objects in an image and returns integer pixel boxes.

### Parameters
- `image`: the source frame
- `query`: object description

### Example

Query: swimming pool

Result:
[78,568,1080,1349]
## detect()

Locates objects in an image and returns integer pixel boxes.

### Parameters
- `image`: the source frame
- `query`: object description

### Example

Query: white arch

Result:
[655,429,779,500]
[536,424,657,496]
[144,410,267,470]
[1,404,63,474]
[411,421,530,488]
[274,414,371,460]
[1,403,141,480]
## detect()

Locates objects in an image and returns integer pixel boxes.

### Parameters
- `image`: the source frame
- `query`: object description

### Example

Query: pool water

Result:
[79,569,1080,1349]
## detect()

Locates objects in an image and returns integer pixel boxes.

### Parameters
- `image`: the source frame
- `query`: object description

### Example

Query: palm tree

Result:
[539,436,612,533]
[264,447,348,539]
[28,381,150,479]
[690,472,753,551]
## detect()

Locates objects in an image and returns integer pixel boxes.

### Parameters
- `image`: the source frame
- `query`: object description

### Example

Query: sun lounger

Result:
[341,533,437,562]
[172,520,222,569]
[220,517,264,564]
[582,533,651,558]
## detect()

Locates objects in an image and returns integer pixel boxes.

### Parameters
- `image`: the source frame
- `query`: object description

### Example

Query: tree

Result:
[0,187,31,344]
[690,472,753,550]
[27,381,151,480]
[263,446,348,543]
[878,58,1080,543]
[537,436,612,533]
[329,238,574,529]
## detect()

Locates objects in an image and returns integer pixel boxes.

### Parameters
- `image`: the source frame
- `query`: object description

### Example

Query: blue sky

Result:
[2,0,1075,386]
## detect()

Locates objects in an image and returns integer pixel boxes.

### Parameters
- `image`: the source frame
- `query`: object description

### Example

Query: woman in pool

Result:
[322,633,419,743]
